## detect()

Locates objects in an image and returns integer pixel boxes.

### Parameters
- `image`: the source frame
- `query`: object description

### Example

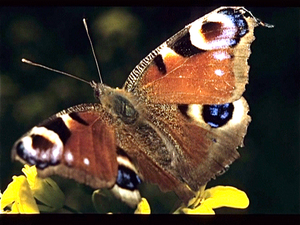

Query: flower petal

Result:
[134,198,151,214]
[181,203,215,215]
[1,175,39,214]
[203,186,249,209]
[22,165,37,189]
[22,165,65,212]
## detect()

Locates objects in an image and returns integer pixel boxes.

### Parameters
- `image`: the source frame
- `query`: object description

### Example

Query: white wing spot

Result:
[215,69,224,76]
[84,158,90,166]
[65,151,74,163]
[213,51,231,61]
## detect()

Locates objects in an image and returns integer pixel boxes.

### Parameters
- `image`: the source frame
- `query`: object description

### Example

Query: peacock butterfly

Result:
[11,7,271,207]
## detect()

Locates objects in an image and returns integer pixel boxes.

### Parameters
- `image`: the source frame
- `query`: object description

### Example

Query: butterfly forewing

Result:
[124,7,257,105]
[12,104,119,189]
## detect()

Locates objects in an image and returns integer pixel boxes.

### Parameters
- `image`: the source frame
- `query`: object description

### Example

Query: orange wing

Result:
[124,7,257,104]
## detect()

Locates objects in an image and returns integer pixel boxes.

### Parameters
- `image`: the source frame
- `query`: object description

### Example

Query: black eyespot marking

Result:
[16,141,39,166]
[178,104,190,119]
[35,161,49,169]
[117,147,131,158]
[16,141,26,159]
[168,32,206,57]
[153,54,167,75]
[16,141,34,164]
[42,117,71,144]
[15,138,57,170]
[116,165,142,191]
[69,112,89,126]
[31,134,54,150]
[202,103,234,128]
[201,22,223,41]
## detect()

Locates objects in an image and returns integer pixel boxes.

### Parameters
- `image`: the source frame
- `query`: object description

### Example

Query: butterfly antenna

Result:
[21,58,90,85]
[83,18,103,84]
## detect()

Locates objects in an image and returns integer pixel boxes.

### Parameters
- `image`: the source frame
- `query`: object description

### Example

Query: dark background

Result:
[0,6,299,213]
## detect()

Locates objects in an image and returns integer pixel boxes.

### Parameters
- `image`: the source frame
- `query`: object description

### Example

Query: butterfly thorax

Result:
[91,81,140,125]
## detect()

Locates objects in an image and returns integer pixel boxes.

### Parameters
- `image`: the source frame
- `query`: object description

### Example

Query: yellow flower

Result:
[134,198,151,214]
[175,186,249,214]
[0,175,39,213]
[21,165,65,212]
[0,165,65,213]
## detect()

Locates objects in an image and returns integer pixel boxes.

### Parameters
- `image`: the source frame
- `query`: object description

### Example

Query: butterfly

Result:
[11,7,269,207]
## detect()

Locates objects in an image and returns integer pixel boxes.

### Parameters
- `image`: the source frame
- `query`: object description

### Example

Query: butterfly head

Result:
[90,80,139,124]
[90,80,115,103]
[90,80,103,99]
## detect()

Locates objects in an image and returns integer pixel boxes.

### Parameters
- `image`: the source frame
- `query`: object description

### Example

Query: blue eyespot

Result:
[202,103,234,128]
[217,8,249,46]
[116,166,142,190]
